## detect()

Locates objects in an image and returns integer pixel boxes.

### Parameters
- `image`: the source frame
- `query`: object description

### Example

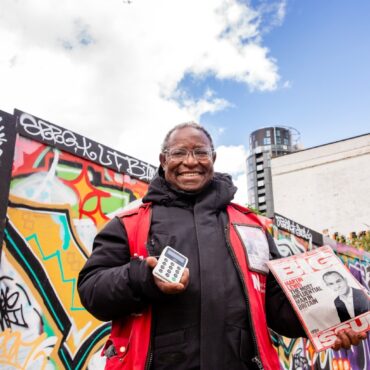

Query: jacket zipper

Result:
[144,341,153,370]
[224,223,264,370]
[145,207,153,370]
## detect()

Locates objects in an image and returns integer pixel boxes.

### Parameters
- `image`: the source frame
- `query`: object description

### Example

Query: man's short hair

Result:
[322,270,346,282]
[161,122,215,152]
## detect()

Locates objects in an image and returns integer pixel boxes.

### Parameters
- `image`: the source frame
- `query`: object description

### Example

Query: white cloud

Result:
[175,88,231,122]
[214,144,249,204]
[0,0,283,168]
[214,145,248,175]
[255,0,287,35]
[232,172,249,205]
[282,80,292,89]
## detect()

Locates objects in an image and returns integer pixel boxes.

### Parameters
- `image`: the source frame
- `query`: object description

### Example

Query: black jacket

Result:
[78,171,305,369]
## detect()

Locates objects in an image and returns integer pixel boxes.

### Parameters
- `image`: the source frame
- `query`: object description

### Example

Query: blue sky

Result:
[194,0,370,149]
[1,0,369,203]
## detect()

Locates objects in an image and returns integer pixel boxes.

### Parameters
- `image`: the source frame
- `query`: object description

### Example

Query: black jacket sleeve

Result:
[77,217,162,321]
[264,231,307,338]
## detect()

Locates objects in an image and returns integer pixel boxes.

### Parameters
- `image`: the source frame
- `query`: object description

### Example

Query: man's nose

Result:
[182,151,199,165]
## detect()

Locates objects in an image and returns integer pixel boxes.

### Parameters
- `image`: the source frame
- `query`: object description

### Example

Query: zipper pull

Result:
[251,356,264,370]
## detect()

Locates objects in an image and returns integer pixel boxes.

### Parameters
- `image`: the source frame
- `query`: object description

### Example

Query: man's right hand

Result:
[146,256,189,294]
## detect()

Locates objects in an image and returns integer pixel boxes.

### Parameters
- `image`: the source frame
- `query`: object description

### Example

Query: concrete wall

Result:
[271,134,370,236]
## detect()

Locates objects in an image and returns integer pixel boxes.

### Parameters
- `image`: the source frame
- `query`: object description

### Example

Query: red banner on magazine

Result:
[267,246,370,352]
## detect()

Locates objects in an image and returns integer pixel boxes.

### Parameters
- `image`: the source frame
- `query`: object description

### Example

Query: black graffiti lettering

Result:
[292,348,309,370]
[0,278,28,330]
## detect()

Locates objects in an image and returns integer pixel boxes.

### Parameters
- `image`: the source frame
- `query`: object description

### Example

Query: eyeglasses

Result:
[163,147,214,162]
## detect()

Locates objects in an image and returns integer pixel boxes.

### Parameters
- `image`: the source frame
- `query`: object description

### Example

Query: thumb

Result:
[146,256,158,269]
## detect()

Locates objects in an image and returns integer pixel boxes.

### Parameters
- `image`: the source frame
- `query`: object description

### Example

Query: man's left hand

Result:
[331,329,368,351]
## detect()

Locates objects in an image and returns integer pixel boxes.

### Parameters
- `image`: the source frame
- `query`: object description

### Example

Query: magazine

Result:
[267,246,370,352]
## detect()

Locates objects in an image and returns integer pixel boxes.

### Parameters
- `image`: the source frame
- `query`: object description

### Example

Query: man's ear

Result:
[159,153,166,170]
[212,151,217,163]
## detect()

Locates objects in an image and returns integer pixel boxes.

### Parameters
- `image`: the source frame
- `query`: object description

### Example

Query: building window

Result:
[276,129,281,137]
[263,137,271,145]
[283,138,289,145]
[266,130,270,137]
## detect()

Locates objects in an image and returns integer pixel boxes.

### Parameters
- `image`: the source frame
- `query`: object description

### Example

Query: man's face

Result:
[324,273,350,296]
[160,127,216,192]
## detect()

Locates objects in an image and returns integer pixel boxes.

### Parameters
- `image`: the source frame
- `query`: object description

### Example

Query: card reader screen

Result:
[165,248,186,267]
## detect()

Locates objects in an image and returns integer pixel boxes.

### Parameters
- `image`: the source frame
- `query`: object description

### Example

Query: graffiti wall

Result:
[0,110,155,369]
[271,214,370,370]
[0,109,369,369]
[0,111,17,248]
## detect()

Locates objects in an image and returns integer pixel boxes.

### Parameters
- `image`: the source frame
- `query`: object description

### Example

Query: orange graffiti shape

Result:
[65,165,110,227]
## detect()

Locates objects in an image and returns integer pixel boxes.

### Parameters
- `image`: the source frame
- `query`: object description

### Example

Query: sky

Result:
[1,0,369,204]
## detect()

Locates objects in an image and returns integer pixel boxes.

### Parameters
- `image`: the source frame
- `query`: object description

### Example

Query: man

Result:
[323,270,370,322]
[78,123,366,370]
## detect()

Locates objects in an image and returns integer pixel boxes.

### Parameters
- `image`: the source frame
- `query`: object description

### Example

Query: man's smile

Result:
[178,171,204,178]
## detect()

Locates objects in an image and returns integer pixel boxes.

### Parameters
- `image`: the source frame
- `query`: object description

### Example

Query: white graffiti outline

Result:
[0,124,7,157]
[275,215,312,242]
[19,113,156,181]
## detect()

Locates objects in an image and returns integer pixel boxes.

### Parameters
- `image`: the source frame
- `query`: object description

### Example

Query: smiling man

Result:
[160,126,216,192]
[78,122,367,370]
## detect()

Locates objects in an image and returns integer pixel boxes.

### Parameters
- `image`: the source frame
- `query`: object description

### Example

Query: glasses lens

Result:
[194,148,211,160]
[166,148,212,161]
[168,148,188,161]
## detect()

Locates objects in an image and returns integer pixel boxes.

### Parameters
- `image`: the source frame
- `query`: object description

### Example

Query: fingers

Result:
[146,256,158,269]
[147,256,189,294]
[332,330,367,351]
[332,331,351,351]
[180,268,190,289]
[153,277,187,294]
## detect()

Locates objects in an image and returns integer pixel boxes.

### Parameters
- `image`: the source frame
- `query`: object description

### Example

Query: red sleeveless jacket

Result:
[103,202,280,370]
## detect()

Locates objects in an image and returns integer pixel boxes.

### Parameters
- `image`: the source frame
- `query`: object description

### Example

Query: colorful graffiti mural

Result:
[0,111,17,248]
[0,109,369,369]
[1,110,153,369]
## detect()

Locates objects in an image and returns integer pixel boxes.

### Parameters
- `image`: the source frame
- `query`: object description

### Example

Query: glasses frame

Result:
[163,147,214,162]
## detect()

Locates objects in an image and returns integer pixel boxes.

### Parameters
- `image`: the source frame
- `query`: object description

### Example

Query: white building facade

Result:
[271,134,370,236]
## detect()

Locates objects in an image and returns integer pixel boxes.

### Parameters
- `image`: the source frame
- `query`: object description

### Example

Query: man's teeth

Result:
[180,173,200,176]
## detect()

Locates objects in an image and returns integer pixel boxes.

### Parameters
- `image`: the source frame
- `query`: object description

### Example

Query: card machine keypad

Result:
[153,246,188,284]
